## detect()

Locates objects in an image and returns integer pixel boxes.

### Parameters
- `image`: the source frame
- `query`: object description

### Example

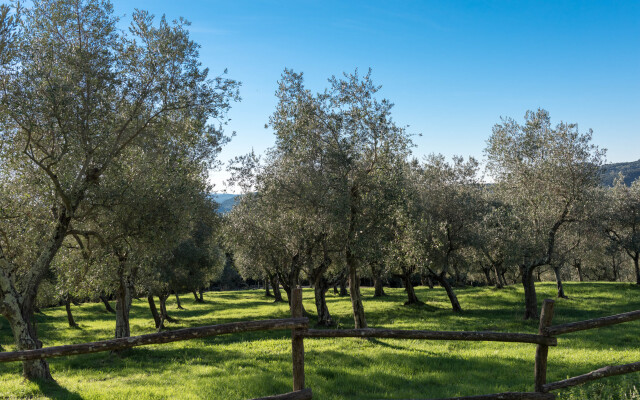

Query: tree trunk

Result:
[574,261,584,282]
[339,274,348,296]
[100,295,116,313]
[269,275,284,303]
[433,274,461,312]
[373,276,386,296]
[553,266,568,299]
[0,208,73,381]
[159,294,177,323]
[115,277,132,339]
[634,254,640,285]
[65,297,78,328]
[522,266,538,320]
[347,250,367,328]
[401,267,420,305]
[500,270,508,286]
[147,295,162,329]
[493,266,504,289]
[4,301,52,380]
[174,293,184,309]
[370,263,386,297]
[192,290,204,303]
[282,285,292,307]
[198,288,204,302]
[426,275,434,289]
[482,267,494,286]
[313,276,333,326]
[264,280,272,297]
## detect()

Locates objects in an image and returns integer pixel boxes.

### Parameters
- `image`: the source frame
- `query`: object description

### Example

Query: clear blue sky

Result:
[112,0,640,192]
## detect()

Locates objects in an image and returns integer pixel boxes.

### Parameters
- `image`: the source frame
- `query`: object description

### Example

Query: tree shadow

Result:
[33,378,83,400]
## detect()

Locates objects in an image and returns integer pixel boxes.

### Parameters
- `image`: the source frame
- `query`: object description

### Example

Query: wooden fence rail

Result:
[0,318,308,363]
[301,328,556,345]
[1,287,639,399]
[545,309,640,336]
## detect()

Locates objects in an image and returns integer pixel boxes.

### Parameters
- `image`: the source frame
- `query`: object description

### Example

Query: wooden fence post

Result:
[535,299,555,392]
[291,287,306,391]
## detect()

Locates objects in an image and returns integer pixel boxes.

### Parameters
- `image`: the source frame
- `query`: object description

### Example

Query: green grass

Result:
[1,282,640,399]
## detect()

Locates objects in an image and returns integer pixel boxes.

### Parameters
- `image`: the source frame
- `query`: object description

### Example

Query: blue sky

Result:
[112,0,640,192]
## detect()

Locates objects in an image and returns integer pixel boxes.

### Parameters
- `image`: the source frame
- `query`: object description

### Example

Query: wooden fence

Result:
[1,288,640,399]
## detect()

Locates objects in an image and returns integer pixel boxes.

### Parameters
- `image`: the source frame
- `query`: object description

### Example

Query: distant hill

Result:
[601,160,640,186]
[211,193,241,214]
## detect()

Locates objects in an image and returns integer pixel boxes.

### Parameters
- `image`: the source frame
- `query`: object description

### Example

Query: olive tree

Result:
[603,176,640,284]
[0,0,237,379]
[485,109,604,319]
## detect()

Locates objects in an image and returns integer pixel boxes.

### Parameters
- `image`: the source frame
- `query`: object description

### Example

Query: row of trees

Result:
[224,70,638,331]
[0,0,638,385]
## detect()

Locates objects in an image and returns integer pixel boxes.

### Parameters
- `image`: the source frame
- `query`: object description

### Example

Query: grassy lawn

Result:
[1,282,640,399]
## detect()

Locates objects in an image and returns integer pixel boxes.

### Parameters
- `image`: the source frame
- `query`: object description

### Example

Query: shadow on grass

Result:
[34,378,83,400]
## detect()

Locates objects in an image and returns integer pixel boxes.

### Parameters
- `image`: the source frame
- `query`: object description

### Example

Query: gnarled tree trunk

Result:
[1,275,53,380]
[553,265,568,298]
[269,274,283,302]
[433,273,461,312]
[65,296,78,328]
[264,279,272,297]
[100,294,116,313]
[493,265,504,289]
[347,249,367,328]
[115,273,133,339]
[159,293,177,323]
[148,295,162,329]
[574,260,584,282]
[371,263,386,297]
[401,265,420,305]
[174,292,184,309]
[313,277,333,326]
[521,265,538,320]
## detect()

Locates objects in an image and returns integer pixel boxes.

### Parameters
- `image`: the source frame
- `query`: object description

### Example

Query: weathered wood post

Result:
[535,299,555,392]
[291,287,306,391]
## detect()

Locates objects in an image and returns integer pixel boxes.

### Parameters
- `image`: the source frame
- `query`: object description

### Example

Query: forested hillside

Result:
[601,160,640,186]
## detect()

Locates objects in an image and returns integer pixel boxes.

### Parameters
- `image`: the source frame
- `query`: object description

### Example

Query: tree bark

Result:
[370,263,386,297]
[433,274,461,312]
[574,261,584,282]
[401,266,420,305]
[198,288,204,302]
[339,275,348,297]
[0,207,73,380]
[425,275,434,289]
[310,247,333,326]
[115,275,133,339]
[634,254,640,285]
[373,276,386,296]
[313,277,333,326]
[522,266,538,320]
[553,266,568,299]
[346,249,367,328]
[159,294,177,323]
[269,274,284,303]
[65,296,78,328]
[100,295,116,313]
[493,265,504,289]
[148,295,162,329]
[192,290,204,303]
[174,293,184,309]
[482,267,494,286]
[264,279,272,297]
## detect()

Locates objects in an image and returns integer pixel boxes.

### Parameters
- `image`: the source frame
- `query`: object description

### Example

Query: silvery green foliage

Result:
[0,0,237,378]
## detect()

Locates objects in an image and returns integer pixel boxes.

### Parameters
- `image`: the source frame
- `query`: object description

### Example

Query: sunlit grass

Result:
[1,282,639,399]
